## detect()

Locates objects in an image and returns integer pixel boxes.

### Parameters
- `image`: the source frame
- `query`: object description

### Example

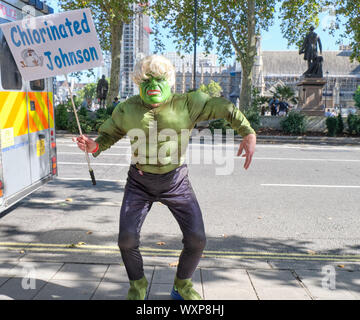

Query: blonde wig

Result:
[132,55,176,87]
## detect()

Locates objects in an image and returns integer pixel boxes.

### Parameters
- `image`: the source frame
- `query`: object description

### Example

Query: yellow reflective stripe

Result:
[0,92,28,137]
[48,92,54,128]
[28,92,49,132]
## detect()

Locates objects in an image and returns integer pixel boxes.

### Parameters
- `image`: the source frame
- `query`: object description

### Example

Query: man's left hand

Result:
[237,133,256,170]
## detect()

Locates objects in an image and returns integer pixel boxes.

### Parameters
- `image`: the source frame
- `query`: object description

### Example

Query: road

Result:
[1,134,360,265]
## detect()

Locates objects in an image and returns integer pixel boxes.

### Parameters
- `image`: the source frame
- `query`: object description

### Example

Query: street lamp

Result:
[193,0,198,90]
[325,70,329,110]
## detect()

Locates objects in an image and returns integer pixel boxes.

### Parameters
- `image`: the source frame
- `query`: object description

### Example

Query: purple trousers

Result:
[118,164,206,281]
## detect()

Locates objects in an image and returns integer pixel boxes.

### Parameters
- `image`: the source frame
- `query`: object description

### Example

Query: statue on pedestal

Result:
[96,75,108,108]
[299,26,323,78]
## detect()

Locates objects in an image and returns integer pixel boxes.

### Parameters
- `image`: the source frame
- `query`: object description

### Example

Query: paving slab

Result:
[201,268,257,300]
[8,262,63,281]
[0,277,48,300]
[51,263,108,281]
[91,281,129,300]
[295,269,360,300]
[152,266,201,284]
[269,260,360,271]
[103,265,154,283]
[248,269,311,300]
[33,279,100,300]
[149,267,202,300]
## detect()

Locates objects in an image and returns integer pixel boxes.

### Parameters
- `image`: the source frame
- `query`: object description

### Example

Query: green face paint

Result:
[139,75,172,105]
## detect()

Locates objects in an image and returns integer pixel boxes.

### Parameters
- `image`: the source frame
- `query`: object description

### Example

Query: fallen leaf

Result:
[86,231,93,235]
[156,241,166,246]
[19,250,25,254]
[169,261,179,267]
[220,234,228,238]
[77,242,86,246]
[257,217,262,219]
[337,265,345,268]
[306,250,316,255]
[68,244,76,248]
[65,198,73,202]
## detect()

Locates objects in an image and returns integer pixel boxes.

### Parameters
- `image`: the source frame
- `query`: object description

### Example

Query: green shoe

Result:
[171,276,202,300]
[127,276,148,300]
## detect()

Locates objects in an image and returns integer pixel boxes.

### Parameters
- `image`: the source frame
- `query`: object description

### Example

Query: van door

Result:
[27,78,51,183]
[0,17,32,197]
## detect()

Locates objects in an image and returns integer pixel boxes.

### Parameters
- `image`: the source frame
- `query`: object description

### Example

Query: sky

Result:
[48,1,347,81]
[149,10,346,59]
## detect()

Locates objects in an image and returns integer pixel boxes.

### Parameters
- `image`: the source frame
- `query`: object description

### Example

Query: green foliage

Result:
[347,114,360,135]
[199,81,223,97]
[54,98,113,133]
[280,111,306,134]
[55,104,69,130]
[280,1,360,63]
[326,114,345,136]
[243,108,260,132]
[271,85,298,105]
[325,116,338,137]
[336,113,344,135]
[151,0,277,109]
[78,83,97,102]
[354,86,360,110]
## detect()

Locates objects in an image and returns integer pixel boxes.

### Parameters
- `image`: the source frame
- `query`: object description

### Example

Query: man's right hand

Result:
[72,135,98,153]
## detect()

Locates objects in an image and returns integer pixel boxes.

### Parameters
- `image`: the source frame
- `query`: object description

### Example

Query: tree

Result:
[280,0,360,63]
[354,86,360,110]
[60,0,145,105]
[78,83,97,101]
[151,0,277,111]
[199,80,223,97]
[271,85,298,105]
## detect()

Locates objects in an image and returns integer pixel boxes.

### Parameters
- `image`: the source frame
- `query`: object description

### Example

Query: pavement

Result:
[1,133,360,300]
[1,254,360,300]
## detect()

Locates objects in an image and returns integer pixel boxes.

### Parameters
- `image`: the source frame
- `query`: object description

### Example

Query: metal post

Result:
[325,71,329,110]
[193,0,198,90]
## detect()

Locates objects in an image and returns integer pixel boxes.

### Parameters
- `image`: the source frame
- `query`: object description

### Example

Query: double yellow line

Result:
[1,242,360,261]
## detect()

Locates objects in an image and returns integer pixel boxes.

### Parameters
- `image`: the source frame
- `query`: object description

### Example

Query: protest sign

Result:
[0,8,103,81]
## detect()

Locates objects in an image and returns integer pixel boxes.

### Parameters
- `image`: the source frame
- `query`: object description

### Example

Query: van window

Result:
[0,28,22,90]
[30,79,45,91]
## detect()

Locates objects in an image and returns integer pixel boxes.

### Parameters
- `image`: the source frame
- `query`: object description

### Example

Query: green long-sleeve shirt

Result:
[93,91,255,174]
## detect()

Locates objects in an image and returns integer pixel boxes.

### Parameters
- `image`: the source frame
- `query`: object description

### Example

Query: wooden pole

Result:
[64,74,96,185]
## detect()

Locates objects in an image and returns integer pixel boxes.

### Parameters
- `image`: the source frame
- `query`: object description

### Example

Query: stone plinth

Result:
[297,77,327,116]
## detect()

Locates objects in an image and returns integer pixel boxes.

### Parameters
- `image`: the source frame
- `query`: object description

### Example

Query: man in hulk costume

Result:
[74,55,256,300]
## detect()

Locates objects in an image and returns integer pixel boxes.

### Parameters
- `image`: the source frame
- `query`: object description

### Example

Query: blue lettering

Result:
[39,28,47,43]
[54,55,62,68]
[32,29,41,44]
[26,28,34,44]
[10,27,21,47]
[73,21,82,35]
[50,25,60,40]
[68,51,78,65]
[58,24,68,38]
[44,51,53,70]
[58,48,70,67]
[17,25,30,46]
[76,49,84,63]
[83,48,90,62]
[89,47,98,60]
[81,12,90,33]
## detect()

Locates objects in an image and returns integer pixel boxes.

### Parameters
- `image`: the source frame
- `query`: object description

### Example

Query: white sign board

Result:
[0,8,103,81]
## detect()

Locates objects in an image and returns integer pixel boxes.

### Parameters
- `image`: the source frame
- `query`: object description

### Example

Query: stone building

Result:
[257,45,360,110]
[163,52,236,99]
